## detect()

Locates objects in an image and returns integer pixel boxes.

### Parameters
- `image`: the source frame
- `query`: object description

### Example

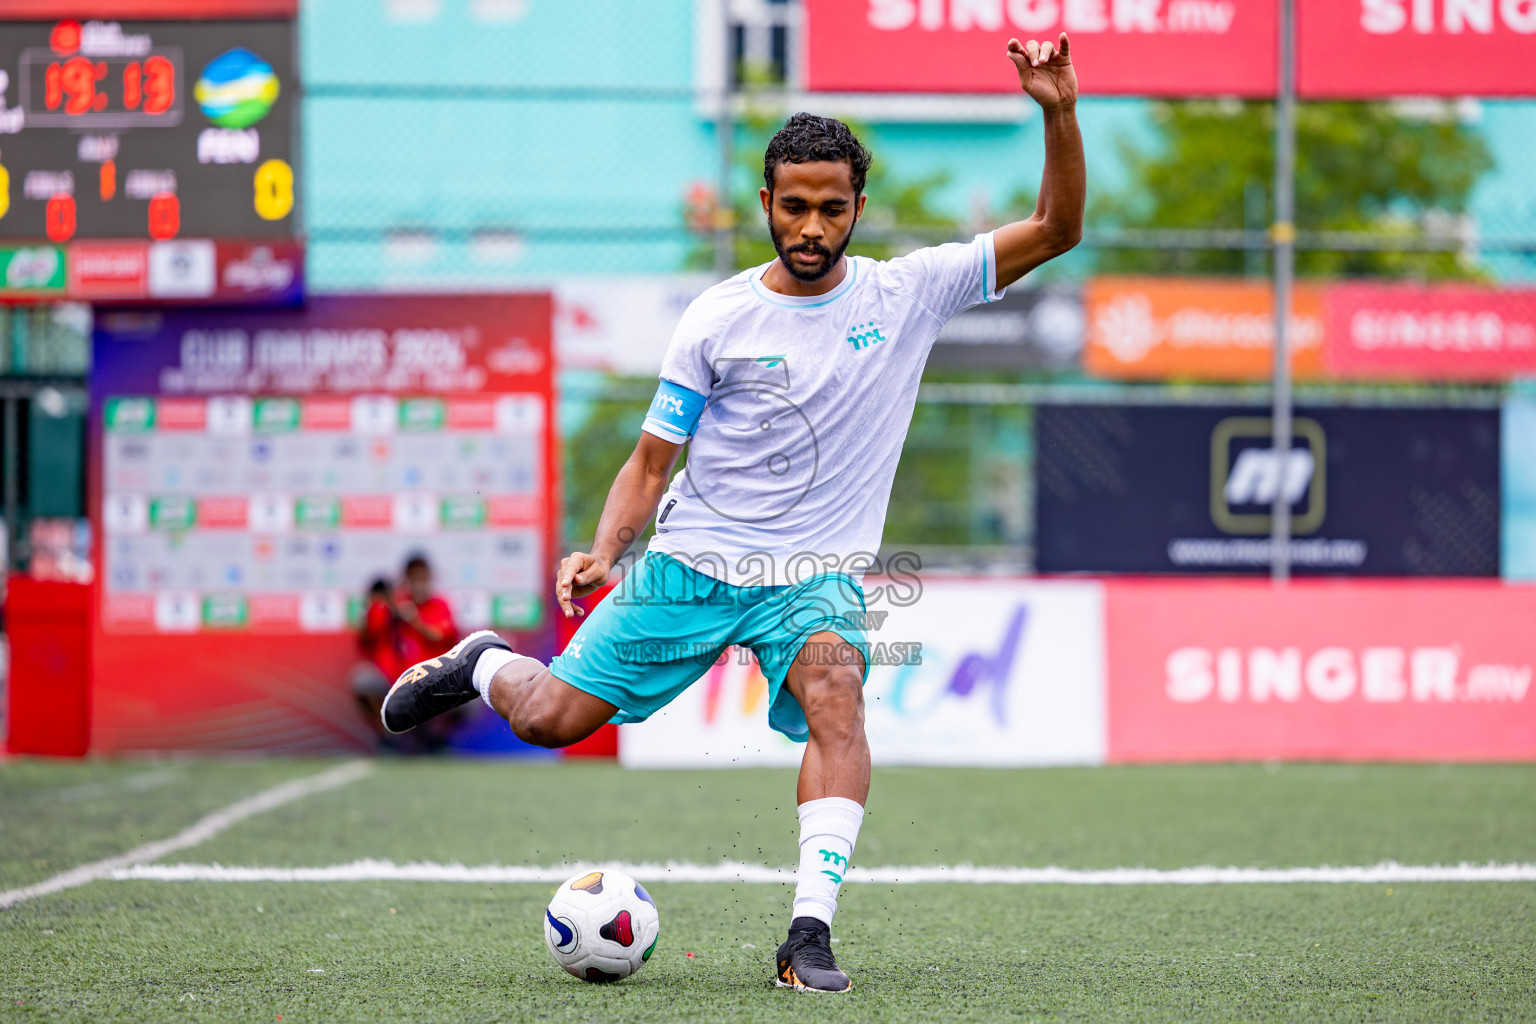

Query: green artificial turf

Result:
[0,759,343,891]
[1,759,1533,1022]
[193,760,1536,870]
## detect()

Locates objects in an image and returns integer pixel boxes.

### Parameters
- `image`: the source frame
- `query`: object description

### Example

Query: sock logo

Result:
[818,848,848,883]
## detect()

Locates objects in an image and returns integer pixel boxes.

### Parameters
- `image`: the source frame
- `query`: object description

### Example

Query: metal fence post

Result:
[715,0,736,280]
[1270,0,1297,583]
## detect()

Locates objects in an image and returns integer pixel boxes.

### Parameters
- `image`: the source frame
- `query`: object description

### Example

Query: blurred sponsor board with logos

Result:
[620,579,1106,767]
[621,575,1534,766]
[931,285,1084,371]
[1084,278,1536,384]
[1036,404,1500,575]
[89,294,555,752]
[806,1,1536,97]
[553,275,712,376]
[1084,276,1324,381]
[549,277,1085,376]
[1105,580,1536,762]
[1326,283,1536,381]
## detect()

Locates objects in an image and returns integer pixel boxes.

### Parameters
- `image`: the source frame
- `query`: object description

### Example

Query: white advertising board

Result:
[620,579,1106,768]
[553,275,713,376]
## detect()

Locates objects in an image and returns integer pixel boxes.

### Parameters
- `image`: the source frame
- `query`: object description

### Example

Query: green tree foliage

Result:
[562,394,661,550]
[1094,100,1494,279]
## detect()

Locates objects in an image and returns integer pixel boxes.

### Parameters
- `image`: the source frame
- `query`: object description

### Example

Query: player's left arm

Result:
[992,33,1084,289]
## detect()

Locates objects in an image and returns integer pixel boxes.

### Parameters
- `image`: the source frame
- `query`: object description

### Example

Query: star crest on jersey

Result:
[845,321,886,351]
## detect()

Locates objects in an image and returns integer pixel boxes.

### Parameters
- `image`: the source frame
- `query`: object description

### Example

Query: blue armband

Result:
[641,379,707,443]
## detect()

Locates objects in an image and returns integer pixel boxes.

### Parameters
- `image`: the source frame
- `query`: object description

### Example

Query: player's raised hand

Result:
[555,551,610,618]
[1008,33,1077,111]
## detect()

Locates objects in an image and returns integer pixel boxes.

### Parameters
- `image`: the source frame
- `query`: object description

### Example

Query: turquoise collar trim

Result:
[749,257,860,309]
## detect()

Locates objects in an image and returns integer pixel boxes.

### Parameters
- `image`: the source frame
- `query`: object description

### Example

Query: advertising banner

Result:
[1105,579,1536,762]
[1084,277,1325,381]
[1299,1,1536,98]
[89,295,556,752]
[620,579,1106,767]
[805,2,1536,99]
[1326,283,1536,381]
[804,0,1278,96]
[553,276,712,376]
[0,244,67,298]
[931,285,1085,371]
[4,2,296,17]
[1035,404,1501,575]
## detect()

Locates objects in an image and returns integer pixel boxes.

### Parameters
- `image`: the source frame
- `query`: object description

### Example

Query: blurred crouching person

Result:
[351,555,461,752]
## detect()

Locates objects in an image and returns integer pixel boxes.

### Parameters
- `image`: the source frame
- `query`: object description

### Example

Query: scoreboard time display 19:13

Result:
[0,17,296,242]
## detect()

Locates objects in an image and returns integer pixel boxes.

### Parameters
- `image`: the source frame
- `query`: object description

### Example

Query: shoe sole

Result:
[774,977,852,994]
[380,629,502,735]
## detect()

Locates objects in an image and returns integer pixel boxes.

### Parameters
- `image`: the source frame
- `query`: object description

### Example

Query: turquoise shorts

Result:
[549,552,870,742]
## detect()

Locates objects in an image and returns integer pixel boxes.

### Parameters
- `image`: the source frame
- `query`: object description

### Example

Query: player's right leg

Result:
[380,631,616,747]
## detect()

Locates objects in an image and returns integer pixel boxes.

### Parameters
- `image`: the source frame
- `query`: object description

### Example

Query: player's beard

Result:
[769,217,856,283]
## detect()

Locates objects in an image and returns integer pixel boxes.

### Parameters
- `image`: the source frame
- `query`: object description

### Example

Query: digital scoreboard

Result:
[0,11,301,304]
[0,17,296,242]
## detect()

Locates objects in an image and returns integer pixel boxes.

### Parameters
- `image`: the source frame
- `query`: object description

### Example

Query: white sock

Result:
[470,648,522,709]
[791,797,864,927]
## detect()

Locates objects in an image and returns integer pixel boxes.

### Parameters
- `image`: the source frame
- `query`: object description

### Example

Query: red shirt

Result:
[359,593,458,679]
[397,595,458,666]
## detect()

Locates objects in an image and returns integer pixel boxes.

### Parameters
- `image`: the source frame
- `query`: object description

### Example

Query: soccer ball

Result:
[543,868,660,983]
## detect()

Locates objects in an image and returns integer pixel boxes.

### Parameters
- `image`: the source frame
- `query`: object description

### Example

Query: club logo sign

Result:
[1209,416,1326,535]
[195,48,279,129]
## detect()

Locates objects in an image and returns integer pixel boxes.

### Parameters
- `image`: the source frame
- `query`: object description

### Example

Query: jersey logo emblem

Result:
[846,321,887,351]
[754,355,786,368]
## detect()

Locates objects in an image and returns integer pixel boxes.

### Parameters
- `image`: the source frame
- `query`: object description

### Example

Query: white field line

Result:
[0,760,372,910]
[110,858,1536,886]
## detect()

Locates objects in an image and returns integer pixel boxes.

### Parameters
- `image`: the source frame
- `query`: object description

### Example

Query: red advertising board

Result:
[1299,1,1536,98]
[3,1,295,18]
[1325,283,1536,381]
[804,0,1278,96]
[68,241,150,300]
[805,1,1536,97]
[1105,580,1536,762]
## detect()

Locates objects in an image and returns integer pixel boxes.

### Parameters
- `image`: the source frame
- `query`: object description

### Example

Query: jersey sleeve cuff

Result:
[978,230,1006,304]
[641,419,691,445]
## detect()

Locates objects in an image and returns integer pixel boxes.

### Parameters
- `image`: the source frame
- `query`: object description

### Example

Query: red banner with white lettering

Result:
[1105,580,1536,762]
[805,1,1536,97]
[1299,1,1536,98]
[805,0,1278,96]
[1325,283,1536,380]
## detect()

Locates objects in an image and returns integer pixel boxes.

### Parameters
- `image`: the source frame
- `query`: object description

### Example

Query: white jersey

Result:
[641,232,1005,583]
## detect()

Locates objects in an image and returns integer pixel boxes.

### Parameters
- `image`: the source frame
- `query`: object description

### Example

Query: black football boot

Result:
[380,629,512,734]
[774,916,852,993]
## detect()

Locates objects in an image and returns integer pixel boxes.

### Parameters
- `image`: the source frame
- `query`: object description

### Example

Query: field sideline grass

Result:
[2,759,1533,1022]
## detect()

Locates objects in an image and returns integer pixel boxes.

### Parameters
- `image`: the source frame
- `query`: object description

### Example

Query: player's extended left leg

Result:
[774,630,869,994]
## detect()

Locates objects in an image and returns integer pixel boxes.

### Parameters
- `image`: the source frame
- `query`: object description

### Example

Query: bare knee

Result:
[799,666,865,745]
[500,671,603,749]
[507,696,575,748]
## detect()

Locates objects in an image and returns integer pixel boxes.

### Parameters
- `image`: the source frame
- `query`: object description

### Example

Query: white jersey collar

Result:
[748,256,861,310]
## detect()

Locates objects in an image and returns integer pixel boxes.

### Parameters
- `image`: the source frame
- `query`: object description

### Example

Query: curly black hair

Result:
[762,113,872,196]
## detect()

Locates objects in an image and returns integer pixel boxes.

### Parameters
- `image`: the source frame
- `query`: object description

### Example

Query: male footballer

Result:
[383,33,1084,993]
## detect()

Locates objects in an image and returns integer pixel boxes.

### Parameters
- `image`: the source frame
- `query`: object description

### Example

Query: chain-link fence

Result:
[7,0,1536,578]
